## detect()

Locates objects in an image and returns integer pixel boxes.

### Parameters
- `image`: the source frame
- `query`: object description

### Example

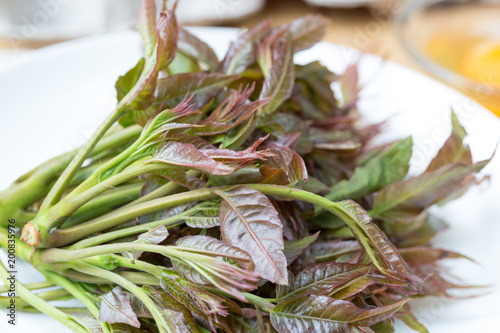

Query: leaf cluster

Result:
[0,2,491,333]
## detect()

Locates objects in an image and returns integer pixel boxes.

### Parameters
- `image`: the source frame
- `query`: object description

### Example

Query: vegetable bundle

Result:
[0,1,489,332]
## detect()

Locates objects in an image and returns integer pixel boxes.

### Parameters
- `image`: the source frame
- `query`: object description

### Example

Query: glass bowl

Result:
[393,0,500,116]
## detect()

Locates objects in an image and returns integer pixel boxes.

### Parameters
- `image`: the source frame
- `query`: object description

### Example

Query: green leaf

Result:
[218,186,288,285]
[259,31,295,117]
[326,137,413,201]
[283,232,320,264]
[371,160,489,220]
[168,51,200,74]
[276,263,370,301]
[370,319,395,333]
[393,215,448,248]
[115,58,146,103]
[397,313,429,333]
[292,62,338,119]
[270,295,408,332]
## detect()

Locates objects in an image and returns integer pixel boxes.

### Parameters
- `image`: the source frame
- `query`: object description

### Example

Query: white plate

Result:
[0,27,499,332]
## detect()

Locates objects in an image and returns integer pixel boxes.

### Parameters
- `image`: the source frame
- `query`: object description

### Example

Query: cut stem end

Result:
[20,221,41,247]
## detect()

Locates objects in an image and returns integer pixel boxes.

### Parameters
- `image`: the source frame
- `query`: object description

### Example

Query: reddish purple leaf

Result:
[270,295,408,331]
[426,111,472,172]
[191,85,268,136]
[218,186,288,285]
[287,14,330,52]
[221,19,272,75]
[156,168,206,190]
[202,136,272,168]
[156,73,240,109]
[176,235,254,270]
[264,142,308,185]
[259,31,295,116]
[168,133,216,150]
[99,286,140,328]
[178,27,218,71]
[150,141,236,175]
[276,263,370,300]
[155,10,179,71]
[137,0,157,57]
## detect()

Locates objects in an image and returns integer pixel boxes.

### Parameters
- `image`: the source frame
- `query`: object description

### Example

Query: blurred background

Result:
[0,0,499,115]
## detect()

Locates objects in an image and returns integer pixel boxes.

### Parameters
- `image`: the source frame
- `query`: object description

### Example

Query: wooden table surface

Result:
[233,0,421,72]
[0,0,421,73]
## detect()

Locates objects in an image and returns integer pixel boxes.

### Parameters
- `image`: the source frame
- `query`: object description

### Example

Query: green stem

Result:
[203,286,275,312]
[0,227,34,261]
[65,163,165,216]
[69,205,200,249]
[0,261,88,333]
[45,188,217,247]
[1,304,88,314]
[43,182,381,277]
[246,184,385,274]
[0,280,53,293]
[197,327,212,333]
[65,132,145,200]
[125,170,200,207]
[40,243,197,264]
[59,269,160,286]
[1,288,73,311]
[0,227,110,332]
[42,270,111,333]
[71,261,170,333]
[61,183,143,229]
[27,163,165,247]
[114,255,164,277]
